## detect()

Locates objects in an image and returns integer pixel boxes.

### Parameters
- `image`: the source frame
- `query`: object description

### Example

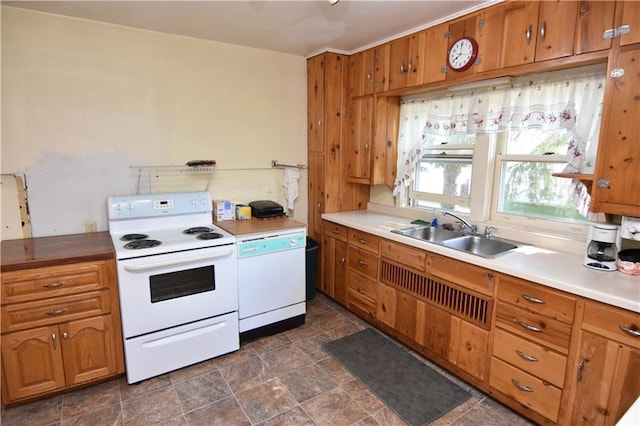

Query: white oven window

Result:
[150,266,215,303]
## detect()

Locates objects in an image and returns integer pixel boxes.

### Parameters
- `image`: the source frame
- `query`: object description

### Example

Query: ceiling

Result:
[3,0,495,57]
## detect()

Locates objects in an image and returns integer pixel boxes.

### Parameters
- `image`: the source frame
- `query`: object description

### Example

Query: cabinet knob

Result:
[62,332,69,339]
[465,341,472,351]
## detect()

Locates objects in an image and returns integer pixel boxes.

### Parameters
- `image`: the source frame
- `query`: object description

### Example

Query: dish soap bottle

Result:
[431,214,438,227]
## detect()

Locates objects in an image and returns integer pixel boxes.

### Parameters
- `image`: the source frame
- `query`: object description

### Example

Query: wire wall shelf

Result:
[131,165,216,194]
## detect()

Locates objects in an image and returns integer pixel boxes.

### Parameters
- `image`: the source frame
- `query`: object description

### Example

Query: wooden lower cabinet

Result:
[562,301,640,425]
[1,258,124,405]
[321,221,349,305]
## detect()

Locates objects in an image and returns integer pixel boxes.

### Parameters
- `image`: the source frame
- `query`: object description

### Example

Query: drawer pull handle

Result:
[358,260,368,266]
[577,359,585,382]
[358,239,368,244]
[519,321,542,333]
[46,308,67,316]
[43,282,64,288]
[619,325,640,337]
[522,294,545,304]
[511,379,533,393]
[357,288,366,295]
[331,229,340,234]
[52,333,57,350]
[515,349,538,362]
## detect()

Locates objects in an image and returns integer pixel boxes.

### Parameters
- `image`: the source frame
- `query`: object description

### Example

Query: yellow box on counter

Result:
[213,200,234,222]
[235,205,251,220]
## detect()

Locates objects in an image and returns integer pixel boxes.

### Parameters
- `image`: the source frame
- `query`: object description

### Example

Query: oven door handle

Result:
[123,250,234,272]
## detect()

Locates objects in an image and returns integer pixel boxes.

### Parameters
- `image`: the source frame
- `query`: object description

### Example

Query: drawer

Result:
[498,275,576,324]
[1,290,111,333]
[347,287,377,320]
[492,328,567,388]
[379,240,427,272]
[582,301,640,350]
[495,302,572,355]
[349,246,379,280]
[323,221,349,242]
[489,357,561,422]
[347,269,378,302]
[429,253,496,296]
[1,261,111,304]
[349,229,379,254]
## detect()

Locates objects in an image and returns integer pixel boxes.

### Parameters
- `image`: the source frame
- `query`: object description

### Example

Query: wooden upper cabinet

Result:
[348,48,375,97]
[534,1,579,62]
[346,95,373,183]
[387,32,426,90]
[574,1,616,54]
[446,4,504,80]
[619,1,640,46]
[500,1,578,67]
[423,22,449,84]
[591,45,640,216]
[307,55,325,153]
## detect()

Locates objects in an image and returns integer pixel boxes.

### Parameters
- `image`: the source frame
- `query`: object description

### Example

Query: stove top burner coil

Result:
[124,239,162,249]
[196,232,223,240]
[183,227,215,234]
[120,233,149,241]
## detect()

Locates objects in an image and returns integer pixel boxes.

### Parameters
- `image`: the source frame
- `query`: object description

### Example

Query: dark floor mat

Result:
[324,328,471,426]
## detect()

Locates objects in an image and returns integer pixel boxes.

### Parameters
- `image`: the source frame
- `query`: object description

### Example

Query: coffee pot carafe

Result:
[583,223,619,271]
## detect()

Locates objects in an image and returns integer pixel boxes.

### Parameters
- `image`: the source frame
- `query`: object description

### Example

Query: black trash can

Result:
[305,237,318,301]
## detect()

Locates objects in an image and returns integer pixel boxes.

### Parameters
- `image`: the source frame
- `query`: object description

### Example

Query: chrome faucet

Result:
[442,211,477,233]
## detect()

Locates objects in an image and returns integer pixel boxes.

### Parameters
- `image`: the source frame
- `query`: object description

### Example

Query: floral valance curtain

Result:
[393,72,605,211]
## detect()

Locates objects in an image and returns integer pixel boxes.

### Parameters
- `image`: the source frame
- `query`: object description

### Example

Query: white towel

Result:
[282,167,300,210]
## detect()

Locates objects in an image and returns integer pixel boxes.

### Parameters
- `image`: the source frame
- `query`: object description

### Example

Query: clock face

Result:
[447,37,479,72]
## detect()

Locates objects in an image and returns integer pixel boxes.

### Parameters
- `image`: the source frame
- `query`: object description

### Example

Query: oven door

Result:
[116,244,237,338]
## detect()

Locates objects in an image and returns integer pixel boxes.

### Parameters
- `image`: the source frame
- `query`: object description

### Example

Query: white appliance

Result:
[583,222,619,271]
[107,191,239,384]
[236,228,306,340]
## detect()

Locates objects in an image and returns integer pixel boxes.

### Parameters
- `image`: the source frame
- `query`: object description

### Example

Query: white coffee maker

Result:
[583,223,619,271]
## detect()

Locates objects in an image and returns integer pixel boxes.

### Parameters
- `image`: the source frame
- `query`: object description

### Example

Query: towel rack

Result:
[271,160,307,169]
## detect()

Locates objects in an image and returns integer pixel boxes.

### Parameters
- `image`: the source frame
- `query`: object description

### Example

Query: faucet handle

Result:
[484,226,497,238]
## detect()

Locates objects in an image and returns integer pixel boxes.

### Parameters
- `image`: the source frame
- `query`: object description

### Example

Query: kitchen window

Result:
[395,66,606,234]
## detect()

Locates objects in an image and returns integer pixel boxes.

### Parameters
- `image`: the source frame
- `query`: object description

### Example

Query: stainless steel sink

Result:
[441,235,518,258]
[391,225,520,258]
[391,226,465,242]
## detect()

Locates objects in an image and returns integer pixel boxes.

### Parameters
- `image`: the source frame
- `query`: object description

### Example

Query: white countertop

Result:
[322,210,640,313]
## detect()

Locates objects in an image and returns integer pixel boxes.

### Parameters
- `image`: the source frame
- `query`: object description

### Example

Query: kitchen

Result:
[2,1,639,425]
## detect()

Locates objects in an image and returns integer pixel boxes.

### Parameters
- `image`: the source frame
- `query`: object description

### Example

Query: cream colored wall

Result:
[1,7,308,237]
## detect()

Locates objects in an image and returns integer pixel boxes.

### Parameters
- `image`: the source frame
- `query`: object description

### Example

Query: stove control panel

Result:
[108,192,212,220]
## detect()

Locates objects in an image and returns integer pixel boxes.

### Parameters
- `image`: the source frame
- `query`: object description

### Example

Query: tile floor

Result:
[1,293,533,426]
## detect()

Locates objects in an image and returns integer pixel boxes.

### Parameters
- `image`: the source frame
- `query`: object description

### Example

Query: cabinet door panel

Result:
[60,315,119,385]
[1,325,65,401]
[620,1,640,47]
[574,1,615,54]
[452,318,489,381]
[346,96,373,182]
[307,55,325,153]
[500,1,540,67]
[377,282,396,328]
[388,36,411,90]
[423,304,452,359]
[423,22,448,84]
[570,331,640,425]
[592,46,640,216]
[334,240,349,305]
[535,0,578,62]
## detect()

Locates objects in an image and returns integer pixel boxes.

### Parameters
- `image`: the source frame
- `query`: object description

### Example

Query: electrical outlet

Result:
[85,221,97,233]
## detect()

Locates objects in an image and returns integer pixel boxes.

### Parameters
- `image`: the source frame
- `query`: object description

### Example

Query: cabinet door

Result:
[372,96,400,189]
[450,318,489,381]
[422,304,453,359]
[307,152,324,243]
[591,46,640,216]
[474,3,505,73]
[307,55,325,153]
[575,1,615,54]
[387,36,411,90]
[406,31,426,88]
[60,315,119,385]
[500,1,540,67]
[321,235,348,305]
[373,44,390,92]
[346,96,373,183]
[619,1,640,47]
[570,331,640,425]
[349,48,375,97]
[423,22,449,84]
[1,325,65,402]
[535,1,578,62]
[377,282,396,328]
